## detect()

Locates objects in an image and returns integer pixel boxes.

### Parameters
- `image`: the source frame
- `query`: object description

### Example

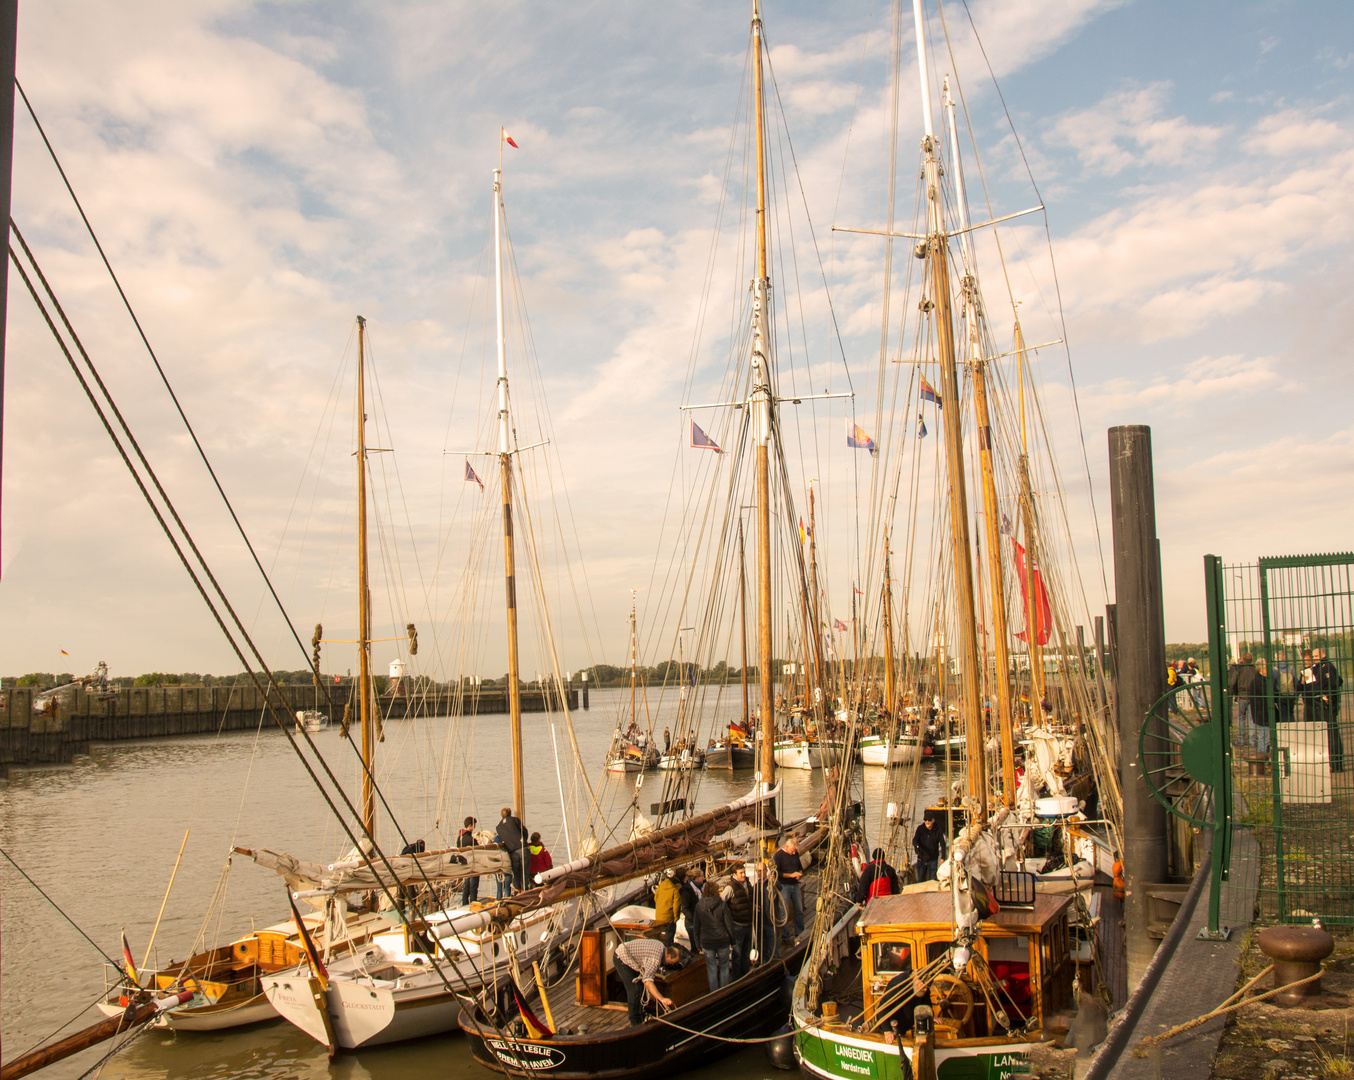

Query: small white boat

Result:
[295,710,329,732]
[773,737,844,770]
[658,747,705,770]
[858,734,921,766]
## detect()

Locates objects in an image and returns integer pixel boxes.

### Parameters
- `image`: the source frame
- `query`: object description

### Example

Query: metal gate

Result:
[1215,553,1353,926]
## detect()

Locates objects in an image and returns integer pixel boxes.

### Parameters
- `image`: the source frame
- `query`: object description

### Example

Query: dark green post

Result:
[1203,554,1233,938]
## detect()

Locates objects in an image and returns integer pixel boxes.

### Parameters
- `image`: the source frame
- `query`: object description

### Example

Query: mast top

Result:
[912,0,936,141]
[356,315,366,328]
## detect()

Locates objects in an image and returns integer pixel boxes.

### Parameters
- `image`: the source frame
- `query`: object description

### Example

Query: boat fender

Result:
[763,1022,797,1070]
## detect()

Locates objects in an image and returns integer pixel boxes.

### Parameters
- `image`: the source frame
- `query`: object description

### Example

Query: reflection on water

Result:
[1,688,948,1079]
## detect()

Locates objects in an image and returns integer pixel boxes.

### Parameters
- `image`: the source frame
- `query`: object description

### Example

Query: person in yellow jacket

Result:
[653,870,683,946]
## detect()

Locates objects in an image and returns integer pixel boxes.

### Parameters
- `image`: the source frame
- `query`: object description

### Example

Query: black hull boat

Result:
[461,937,808,1080]
[703,743,757,769]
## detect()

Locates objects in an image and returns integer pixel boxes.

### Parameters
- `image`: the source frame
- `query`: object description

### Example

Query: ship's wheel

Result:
[1137,681,1223,827]
[929,974,975,1026]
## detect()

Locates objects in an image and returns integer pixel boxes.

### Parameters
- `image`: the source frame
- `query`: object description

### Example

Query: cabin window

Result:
[925,940,951,966]
[872,942,912,975]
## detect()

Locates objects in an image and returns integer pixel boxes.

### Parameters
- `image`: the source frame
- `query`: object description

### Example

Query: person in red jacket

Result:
[528,832,553,880]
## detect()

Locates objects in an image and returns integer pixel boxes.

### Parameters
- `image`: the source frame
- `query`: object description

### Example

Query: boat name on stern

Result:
[487,1039,566,1070]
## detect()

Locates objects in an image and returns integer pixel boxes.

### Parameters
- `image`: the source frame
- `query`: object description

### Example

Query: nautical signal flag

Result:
[917,413,928,439]
[690,419,723,453]
[833,618,849,632]
[1000,512,1014,536]
[798,518,806,545]
[465,459,484,492]
[920,376,943,409]
[847,422,876,453]
[503,128,519,149]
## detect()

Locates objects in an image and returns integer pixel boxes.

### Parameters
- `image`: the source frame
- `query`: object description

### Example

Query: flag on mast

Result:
[798,518,806,545]
[847,422,876,453]
[121,931,139,985]
[920,376,943,409]
[465,459,484,492]
[833,618,849,632]
[690,419,723,453]
[1012,540,1053,646]
[916,413,928,439]
[503,128,519,149]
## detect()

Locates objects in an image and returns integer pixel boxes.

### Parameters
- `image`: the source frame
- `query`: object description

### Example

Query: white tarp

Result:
[237,845,510,894]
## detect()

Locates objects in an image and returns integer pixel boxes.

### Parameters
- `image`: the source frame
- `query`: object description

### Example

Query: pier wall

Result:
[0,683,577,771]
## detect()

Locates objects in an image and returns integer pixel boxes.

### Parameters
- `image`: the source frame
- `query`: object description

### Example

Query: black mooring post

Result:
[0,0,17,580]
[1109,425,1169,987]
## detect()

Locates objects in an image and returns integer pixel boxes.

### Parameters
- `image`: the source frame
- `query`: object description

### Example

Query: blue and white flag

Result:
[916,413,928,439]
[465,459,484,492]
[690,419,723,453]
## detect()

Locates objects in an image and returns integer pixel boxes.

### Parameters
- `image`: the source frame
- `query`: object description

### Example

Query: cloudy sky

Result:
[1,0,1351,682]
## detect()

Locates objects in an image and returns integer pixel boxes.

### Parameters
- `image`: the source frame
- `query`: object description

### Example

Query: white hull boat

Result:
[858,735,921,766]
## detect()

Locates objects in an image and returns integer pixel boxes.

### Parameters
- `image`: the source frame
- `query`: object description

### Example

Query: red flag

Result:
[288,890,329,989]
[1012,540,1052,646]
[505,134,519,149]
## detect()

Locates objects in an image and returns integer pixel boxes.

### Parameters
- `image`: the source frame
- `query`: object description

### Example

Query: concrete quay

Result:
[0,682,578,772]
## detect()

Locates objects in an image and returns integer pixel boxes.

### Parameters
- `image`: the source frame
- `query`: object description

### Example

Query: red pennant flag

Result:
[505,134,519,149]
[1012,540,1052,646]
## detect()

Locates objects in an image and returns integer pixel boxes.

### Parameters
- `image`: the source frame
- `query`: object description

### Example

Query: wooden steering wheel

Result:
[929,974,975,1026]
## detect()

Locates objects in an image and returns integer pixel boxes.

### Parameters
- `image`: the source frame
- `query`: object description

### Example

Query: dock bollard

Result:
[1257,925,1334,1005]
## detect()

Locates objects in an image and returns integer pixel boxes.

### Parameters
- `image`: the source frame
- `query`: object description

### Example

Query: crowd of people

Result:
[1219,648,1345,771]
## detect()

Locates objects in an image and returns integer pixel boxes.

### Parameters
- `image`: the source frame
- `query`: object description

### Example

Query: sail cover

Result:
[235,845,510,894]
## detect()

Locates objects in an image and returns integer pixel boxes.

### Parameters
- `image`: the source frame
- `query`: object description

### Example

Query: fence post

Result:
[1203,554,1232,939]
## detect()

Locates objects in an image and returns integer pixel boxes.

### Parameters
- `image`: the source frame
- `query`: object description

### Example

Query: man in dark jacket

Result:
[912,815,947,882]
[496,807,529,893]
[724,865,755,978]
[695,881,736,992]
[680,867,704,953]
[854,848,900,902]
[1314,648,1345,771]
[458,816,480,906]
[1228,653,1266,754]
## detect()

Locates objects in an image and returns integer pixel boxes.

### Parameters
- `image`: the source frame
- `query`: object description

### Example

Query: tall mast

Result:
[913,0,986,817]
[1015,321,1047,714]
[739,521,750,727]
[882,532,896,716]
[494,167,525,818]
[945,77,1016,804]
[807,485,826,716]
[355,316,376,842]
[630,592,638,728]
[751,0,776,786]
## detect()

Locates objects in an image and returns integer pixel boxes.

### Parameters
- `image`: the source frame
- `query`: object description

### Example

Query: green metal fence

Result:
[1213,552,1354,927]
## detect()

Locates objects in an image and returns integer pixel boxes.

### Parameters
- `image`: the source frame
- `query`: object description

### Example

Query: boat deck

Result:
[535,871,823,1038]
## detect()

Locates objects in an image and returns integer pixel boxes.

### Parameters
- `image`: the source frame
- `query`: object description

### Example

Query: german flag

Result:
[511,975,554,1038]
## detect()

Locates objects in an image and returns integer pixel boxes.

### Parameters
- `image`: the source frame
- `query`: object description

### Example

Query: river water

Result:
[1,687,952,1080]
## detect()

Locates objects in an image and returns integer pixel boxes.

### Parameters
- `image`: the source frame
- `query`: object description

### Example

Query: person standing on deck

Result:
[653,869,682,947]
[457,816,480,906]
[527,832,553,880]
[613,938,679,1026]
[496,807,529,893]
[854,848,900,902]
[774,836,805,940]
[680,867,704,953]
[913,814,947,883]
[695,881,736,991]
[725,864,755,979]
[664,726,672,752]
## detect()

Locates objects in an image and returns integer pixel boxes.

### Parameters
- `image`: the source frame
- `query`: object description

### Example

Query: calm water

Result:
[0,687,950,1079]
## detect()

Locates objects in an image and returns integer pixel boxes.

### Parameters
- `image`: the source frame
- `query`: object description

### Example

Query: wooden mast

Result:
[751,0,776,786]
[944,77,1016,804]
[807,485,826,717]
[355,315,376,842]
[629,592,639,730]
[739,521,750,728]
[494,165,525,819]
[1015,321,1047,715]
[913,0,985,817]
[882,531,897,717]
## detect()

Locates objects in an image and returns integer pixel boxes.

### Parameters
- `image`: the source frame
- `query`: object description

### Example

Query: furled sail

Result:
[233,845,510,894]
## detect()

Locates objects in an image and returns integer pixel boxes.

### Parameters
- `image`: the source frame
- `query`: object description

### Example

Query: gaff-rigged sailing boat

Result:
[255,161,608,1051]
[791,2,1118,1077]
[460,4,847,1076]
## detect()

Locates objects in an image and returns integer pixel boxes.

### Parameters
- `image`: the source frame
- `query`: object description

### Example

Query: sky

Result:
[1,0,1352,682]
